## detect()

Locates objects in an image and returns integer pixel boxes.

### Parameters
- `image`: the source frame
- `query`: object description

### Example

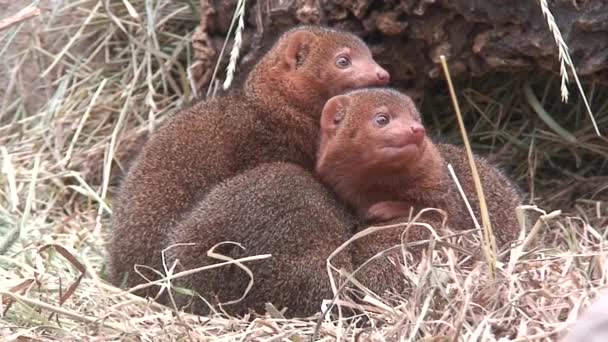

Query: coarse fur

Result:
[108,25,389,313]
[165,162,357,317]
[315,88,523,296]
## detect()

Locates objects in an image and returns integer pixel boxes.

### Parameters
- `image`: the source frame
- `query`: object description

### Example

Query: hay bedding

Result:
[0,0,606,341]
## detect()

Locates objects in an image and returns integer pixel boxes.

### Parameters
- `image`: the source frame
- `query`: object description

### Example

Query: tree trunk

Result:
[192,0,608,95]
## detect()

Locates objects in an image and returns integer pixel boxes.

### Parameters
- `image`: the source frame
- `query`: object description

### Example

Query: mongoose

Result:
[108,25,390,306]
[316,87,522,250]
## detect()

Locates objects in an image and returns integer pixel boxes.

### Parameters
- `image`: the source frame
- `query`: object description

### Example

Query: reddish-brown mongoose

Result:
[315,88,523,294]
[108,25,390,307]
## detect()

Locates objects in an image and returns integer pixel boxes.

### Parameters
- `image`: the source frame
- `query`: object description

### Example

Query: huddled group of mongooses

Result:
[108,25,523,317]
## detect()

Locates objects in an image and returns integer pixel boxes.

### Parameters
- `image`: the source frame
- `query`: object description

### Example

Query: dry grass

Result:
[539,0,600,136]
[1,0,607,341]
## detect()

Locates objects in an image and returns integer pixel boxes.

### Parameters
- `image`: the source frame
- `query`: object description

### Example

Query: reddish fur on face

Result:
[245,25,390,116]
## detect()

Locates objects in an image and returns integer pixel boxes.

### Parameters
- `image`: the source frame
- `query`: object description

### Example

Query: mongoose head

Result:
[316,88,428,177]
[246,25,390,114]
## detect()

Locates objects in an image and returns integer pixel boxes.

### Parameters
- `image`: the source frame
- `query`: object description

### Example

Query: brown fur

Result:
[165,162,356,317]
[108,25,389,312]
[315,88,523,295]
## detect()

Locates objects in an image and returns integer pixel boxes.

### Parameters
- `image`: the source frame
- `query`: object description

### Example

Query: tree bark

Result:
[193,0,608,94]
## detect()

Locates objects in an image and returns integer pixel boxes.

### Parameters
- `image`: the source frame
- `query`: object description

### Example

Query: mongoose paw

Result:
[365,201,411,223]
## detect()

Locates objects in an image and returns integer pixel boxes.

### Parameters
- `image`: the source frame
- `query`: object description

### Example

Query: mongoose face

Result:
[315,88,436,221]
[313,36,391,95]
[246,26,390,113]
[317,88,428,175]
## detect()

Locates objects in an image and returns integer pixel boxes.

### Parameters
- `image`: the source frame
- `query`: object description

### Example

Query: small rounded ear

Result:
[320,95,352,135]
[284,30,315,70]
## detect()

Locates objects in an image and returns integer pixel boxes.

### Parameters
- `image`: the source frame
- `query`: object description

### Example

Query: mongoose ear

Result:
[284,30,315,70]
[320,95,351,135]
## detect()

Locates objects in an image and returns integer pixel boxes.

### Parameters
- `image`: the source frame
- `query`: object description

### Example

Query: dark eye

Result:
[335,55,351,68]
[374,113,390,126]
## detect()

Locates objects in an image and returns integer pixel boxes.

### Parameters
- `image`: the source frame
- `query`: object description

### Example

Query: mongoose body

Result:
[108,26,390,313]
[165,162,357,316]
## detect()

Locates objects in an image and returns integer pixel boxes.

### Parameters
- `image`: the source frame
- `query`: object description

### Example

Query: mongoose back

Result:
[316,88,522,247]
[109,26,390,301]
[165,162,357,317]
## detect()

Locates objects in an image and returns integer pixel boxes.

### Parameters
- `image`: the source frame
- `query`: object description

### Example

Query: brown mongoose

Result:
[164,162,357,317]
[108,25,390,304]
[315,87,522,257]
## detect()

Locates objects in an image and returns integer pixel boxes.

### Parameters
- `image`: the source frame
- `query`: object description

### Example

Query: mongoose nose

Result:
[410,125,426,144]
[376,67,390,84]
